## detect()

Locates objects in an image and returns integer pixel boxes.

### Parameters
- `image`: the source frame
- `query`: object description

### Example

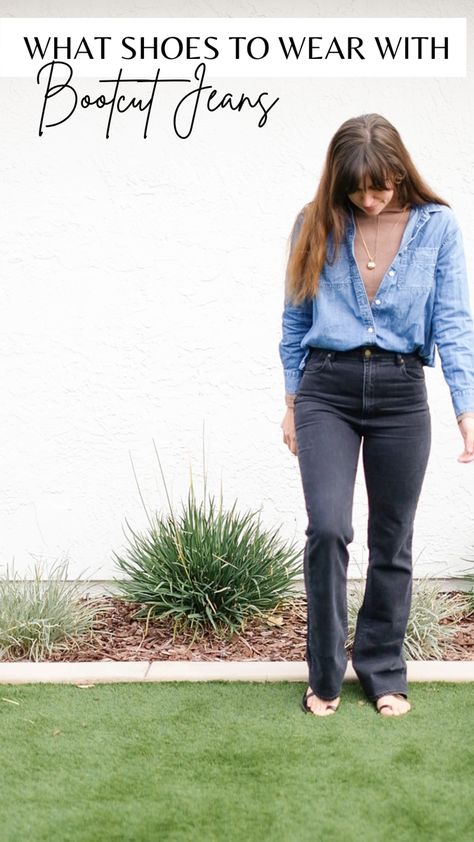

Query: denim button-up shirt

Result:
[278,202,474,418]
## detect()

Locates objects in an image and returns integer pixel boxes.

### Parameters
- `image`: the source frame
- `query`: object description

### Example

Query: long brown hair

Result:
[286,113,450,306]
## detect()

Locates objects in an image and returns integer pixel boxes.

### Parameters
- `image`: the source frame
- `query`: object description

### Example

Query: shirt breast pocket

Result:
[399,247,438,289]
[319,262,352,295]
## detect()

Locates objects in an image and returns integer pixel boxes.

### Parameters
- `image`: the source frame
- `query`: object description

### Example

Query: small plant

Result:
[0,556,109,661]
[450,549,474,616]
[347,561,471,660]
[112,440,302,641]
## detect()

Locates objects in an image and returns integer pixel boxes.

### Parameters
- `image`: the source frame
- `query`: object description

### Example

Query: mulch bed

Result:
[42,593,474,662]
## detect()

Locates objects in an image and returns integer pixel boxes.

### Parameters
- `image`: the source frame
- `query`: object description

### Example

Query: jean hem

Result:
[369,689,408,703]
[306,685,342,702]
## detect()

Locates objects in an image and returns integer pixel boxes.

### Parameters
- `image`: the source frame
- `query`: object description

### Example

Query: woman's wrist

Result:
[457,412,474,424]
[285,393,296,409]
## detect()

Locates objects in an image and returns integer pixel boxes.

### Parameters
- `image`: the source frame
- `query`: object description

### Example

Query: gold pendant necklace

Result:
[356,208,407,270]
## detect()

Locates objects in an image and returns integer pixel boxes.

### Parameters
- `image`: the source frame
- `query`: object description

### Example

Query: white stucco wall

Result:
[1,0,474,584]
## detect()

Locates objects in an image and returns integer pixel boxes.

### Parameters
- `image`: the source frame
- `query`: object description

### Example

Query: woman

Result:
[279,113,474,718]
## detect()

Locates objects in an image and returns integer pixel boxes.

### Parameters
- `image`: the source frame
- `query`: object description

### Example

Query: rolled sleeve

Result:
[432,222,474,417]
[278,209,313,394]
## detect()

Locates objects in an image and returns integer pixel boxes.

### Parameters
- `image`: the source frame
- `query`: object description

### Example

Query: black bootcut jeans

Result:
[293,345,431,703]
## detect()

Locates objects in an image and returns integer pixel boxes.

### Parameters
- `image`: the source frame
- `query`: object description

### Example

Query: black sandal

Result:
[301,689,339,714]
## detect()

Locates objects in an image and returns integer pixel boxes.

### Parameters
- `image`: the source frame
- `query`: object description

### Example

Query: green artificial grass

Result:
[0,682,472,842]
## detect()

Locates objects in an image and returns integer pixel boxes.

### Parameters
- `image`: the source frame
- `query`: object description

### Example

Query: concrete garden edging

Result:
[0,659,473,684]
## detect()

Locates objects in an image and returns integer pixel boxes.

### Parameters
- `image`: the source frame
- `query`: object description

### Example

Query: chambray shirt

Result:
[278,201,474,418]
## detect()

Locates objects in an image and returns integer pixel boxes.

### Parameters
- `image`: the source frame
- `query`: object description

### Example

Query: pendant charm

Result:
[367,260,376,269]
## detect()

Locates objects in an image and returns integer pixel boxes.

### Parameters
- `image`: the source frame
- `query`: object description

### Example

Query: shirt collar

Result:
[347,202,441,252]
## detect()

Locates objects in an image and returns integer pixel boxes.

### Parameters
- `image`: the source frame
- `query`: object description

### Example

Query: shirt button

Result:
[375,299,381,305]
[367,327,374,333]
[388,270,395,277]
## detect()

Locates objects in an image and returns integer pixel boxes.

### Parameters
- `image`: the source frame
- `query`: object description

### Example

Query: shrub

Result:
[347,569,471,660]
[450,551,474,616]
[0,557,108,661]
[112,475,301,641]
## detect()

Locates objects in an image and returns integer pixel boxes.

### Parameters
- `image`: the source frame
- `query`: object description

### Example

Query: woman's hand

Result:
[281,407,298,456]
[457,417,474,462]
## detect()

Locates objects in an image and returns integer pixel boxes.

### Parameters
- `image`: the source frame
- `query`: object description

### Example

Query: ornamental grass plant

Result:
[347,559,472,660]
[0,557,108,661]
[112,444,301,641]
[450,550,474,615]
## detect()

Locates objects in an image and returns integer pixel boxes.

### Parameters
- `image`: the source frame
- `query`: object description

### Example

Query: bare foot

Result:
[376,693,411,716]
[304,686,341,716]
